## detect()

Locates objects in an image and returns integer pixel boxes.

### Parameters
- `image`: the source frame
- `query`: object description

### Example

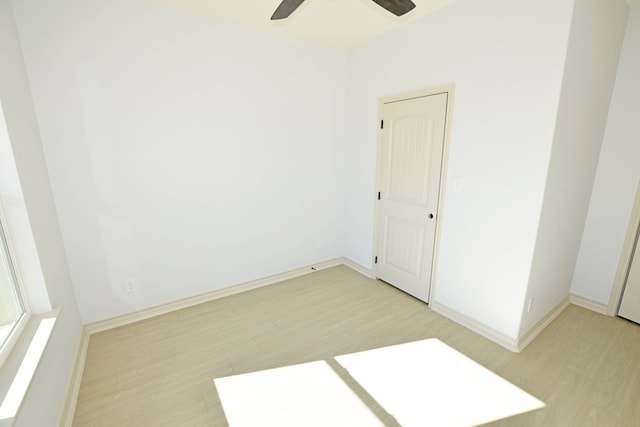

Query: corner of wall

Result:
[519,0,630,339]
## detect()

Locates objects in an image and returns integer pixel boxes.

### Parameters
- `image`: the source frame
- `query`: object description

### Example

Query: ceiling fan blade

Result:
[271,0,307,20]
[370,0,416,16]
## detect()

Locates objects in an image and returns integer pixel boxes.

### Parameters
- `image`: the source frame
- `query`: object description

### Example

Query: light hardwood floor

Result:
[73,266,640,426]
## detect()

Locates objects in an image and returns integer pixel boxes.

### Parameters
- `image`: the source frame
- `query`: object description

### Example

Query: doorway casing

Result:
[608,182,640,316]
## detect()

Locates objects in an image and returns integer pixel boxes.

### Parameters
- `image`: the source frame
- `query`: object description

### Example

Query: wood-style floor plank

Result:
[73,265,640,426]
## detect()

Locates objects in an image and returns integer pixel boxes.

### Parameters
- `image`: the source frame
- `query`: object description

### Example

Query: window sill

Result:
[0,308,59,426]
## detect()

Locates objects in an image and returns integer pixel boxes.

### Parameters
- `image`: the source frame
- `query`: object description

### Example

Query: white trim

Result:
[372,85,455,304]
[517,296,569,351]
[429,301,520,353]
[341,257,373,278]
[0,206,32,368]
[0,315,28,372]
[57,329,89,427]
[570,294,608,315]
[432,296,571,353]
[608,181,640,315]
[63,261,573,423]
[378,85,455,105]
[85,258,344,334]
[427,85,455,306]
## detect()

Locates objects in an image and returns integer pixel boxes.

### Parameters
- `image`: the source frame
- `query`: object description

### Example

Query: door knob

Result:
[428,213,434,219]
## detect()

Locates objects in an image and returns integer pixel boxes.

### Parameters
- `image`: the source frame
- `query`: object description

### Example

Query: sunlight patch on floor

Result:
[214,339,544,426]
[336,339,545,426]
[214,360,384,427]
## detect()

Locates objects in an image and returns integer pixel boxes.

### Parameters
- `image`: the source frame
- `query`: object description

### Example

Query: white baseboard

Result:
[569,294,609,315]
[429,301,520,352]
[62,262,581,424]
[58,328,89,427]
[431,296,572,353]
[341,257,373,278]
[517,295,569,352]
[85,258,344,335]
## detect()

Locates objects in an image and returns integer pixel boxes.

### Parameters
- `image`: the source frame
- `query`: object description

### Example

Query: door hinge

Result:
[377,191,381,200]
[380,120,384,129]
[375,256,378,264]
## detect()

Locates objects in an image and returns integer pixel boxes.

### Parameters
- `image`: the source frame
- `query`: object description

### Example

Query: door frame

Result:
[372,85,455,303]
[608,181,640,315]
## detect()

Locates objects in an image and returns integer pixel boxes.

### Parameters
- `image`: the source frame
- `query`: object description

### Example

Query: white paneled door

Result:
[375,92,448,302]
[619,233,640,324]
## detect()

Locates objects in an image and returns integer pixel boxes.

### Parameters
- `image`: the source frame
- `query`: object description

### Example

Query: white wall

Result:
[11,0,348,324]
[571,7,640,304]
[0,0,83,424]
[6,0,633,358]
[345,0,575,339]
[520,0,629,335]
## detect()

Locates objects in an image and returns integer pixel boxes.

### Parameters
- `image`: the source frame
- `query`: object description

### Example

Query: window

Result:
[0,100,29,361]
[0,100,56,423]
[0,218,26,351]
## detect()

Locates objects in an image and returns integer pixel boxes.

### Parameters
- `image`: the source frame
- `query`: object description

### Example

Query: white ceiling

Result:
[149,0,459,49]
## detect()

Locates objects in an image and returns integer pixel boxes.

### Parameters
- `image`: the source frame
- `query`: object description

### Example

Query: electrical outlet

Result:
[125,278,136,293]
[527,297,534,313]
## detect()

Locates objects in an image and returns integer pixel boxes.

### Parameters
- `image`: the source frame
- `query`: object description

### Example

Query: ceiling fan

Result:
[271,0,417,20]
